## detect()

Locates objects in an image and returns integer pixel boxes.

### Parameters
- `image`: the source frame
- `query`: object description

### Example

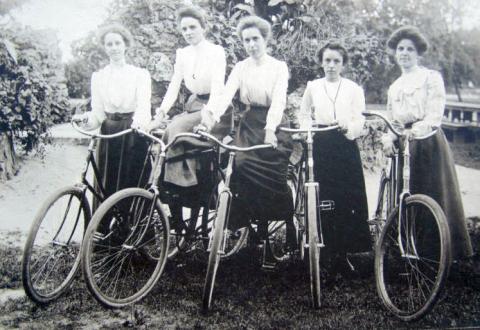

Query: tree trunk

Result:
[0,132,18,182]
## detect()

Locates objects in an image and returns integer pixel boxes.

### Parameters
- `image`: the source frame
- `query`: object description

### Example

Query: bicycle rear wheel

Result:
[375,194,451,321]
[82,188,169,308]
[22,185,89,304]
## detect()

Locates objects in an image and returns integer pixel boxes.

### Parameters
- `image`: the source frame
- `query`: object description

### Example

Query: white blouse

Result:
[209,54,289,131]
[387,66,445,130]
[87,63,151,129]
[298,77,365,140]
[158,39,226,116]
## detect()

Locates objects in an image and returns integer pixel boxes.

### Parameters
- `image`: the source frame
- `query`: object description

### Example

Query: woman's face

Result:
[321,48,344,82]
[104,32,126,62]
[180,17,205,46]
[395,39,419,70]
[242,27,266,60]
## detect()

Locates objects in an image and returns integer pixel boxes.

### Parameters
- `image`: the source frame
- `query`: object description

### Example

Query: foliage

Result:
[0,23,70,152]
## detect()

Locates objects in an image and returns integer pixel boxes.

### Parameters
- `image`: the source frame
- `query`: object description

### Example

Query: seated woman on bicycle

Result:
[149,5,226,188]
[297,40,371,272]
[199,15,294,239]
[73,23,151,210]
[381,26,472,260]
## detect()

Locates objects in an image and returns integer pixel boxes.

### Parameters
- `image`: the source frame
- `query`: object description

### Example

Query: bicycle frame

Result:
[363,112,438,258]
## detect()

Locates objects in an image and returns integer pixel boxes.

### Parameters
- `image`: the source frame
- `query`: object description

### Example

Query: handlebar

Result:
[362,111,438,140]
[279,125,339,133]
[72,120,133,139]
[165,131,273,152]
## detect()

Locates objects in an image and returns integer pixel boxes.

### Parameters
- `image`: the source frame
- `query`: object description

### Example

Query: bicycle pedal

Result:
[261,261,276,271]
[318,200,335,211]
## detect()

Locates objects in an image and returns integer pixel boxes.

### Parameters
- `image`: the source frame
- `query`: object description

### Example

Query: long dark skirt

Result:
[223,105,294,230]
[408,129,473,260]
[312,130,372,256]
[163,94,208,187]
[93,113,150,212]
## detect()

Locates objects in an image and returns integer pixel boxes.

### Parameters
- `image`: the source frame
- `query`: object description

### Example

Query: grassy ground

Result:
[0,224,479,329]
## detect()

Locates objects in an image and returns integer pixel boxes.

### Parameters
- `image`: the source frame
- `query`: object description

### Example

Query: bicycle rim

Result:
[202,191,229,311]
[82,188,169,308]
[375,194,451,321]
[306,184,321,309]
[22,186,89,304]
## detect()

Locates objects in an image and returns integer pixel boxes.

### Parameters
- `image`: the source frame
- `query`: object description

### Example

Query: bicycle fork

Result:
[397,137,419,260]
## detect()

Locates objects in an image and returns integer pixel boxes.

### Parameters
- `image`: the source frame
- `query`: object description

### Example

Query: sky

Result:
[11,0,114,62]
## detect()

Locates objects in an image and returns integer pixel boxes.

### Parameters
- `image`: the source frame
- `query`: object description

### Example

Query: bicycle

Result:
[364,111,452,321]
[80,129,241,307]
[279,125,338,309]
[21,121,138,304]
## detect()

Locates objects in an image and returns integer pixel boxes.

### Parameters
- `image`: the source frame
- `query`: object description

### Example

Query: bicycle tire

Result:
[82,188,169,308]
[22,185,90,304]
[371,171,391,242]
[202,190,230,311]
[375,194,451,321]
[306,184,321,309]
[294,165,306,261]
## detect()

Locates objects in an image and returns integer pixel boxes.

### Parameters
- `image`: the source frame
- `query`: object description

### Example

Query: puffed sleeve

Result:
[86,71,106,130]
[209,61,241,122]
[157,48,184,116]
[205,46,226,111]
[132,68,152,126]
[417,70,445,129]
[345,84,366,140]
[298,81,314,129]
[265,61,289,131]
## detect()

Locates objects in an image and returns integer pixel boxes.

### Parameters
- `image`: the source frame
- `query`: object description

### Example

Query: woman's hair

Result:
[97,23,134,47]
[176,5,207,29]
[316,40,349,65]
[236,15,271,41]
[387,25,429,55]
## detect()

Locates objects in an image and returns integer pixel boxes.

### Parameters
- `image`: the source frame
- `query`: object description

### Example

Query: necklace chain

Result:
[323,78,342,120]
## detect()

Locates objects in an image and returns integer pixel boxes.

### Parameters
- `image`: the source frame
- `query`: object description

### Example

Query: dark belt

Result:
[105,112,134,121]
[196,93,210,101]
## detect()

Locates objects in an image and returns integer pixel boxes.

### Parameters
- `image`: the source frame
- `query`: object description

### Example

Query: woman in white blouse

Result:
[73,23,152,210]
[382,26,472,260]
[298,40,371,273]
[200,16,294,238]
[149,6,226,188]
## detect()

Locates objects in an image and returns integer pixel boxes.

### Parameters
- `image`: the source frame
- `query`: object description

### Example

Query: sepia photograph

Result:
[0,0,479,328]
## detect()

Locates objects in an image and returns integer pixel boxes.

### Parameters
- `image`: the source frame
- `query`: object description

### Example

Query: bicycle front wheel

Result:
[306,184,321,309]
[82,188,169,308]
[202,190,230,311]
[375,194,451,321]
[22,185,89,304]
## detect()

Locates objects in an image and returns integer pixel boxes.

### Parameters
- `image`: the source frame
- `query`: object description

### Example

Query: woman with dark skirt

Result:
[381,26,473,260]
[73,23,152,211]
[200,16,294,241]
[298,40,372,272]
[149,5,226,188]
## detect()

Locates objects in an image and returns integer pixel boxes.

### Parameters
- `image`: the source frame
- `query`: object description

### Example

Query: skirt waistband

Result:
[105,112,134,121]
[239,103,269,112]
[196,93,210,101]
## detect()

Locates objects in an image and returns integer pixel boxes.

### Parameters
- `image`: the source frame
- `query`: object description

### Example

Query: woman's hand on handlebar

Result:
[72,113,88,125]
[264,129,278,148]
[332,120,348,134]
[381,134,396,156]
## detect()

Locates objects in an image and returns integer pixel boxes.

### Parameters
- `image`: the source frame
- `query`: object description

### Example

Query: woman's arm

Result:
[344,84,366,140]
[205,46,226,111]
[298,81,313,129]
[411,70,445,135]
[132,69,152,126]
[156,49,184,118]
[264,62,289,131]
[207,62,241,123]
[84,72,106,130]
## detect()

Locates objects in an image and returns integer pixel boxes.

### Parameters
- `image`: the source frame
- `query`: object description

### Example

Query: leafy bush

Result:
[0,24,69,152]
